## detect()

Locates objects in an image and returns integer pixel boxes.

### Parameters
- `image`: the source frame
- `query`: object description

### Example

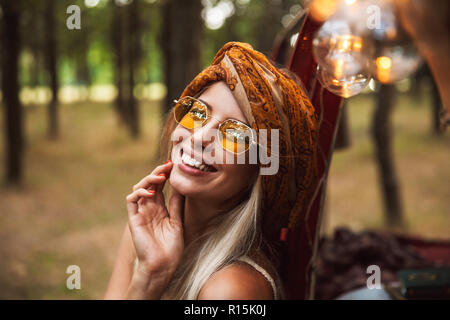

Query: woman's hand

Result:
[126,160,185,279]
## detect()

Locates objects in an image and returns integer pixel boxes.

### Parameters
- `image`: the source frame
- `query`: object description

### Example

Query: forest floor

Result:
[0,91,448,299]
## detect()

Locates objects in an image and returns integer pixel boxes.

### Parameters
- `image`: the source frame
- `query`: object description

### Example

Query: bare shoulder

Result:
[197,261,274,300]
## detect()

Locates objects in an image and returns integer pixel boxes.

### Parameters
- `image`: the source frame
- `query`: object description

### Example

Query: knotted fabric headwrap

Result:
[176,42,319,294]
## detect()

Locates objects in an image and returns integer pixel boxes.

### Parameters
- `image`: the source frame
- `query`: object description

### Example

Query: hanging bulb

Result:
[313,22,368,78]
[367,41,422,84]
[308,0,340,22]
[312,0,372,97]
[359,0,422,83]
[317,65,371,98]
[312,1,373,81]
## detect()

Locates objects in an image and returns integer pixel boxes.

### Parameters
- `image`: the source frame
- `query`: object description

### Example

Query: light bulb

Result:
[312,1,373,80]
[359,0,422,83]
[317,65,371,98]
[308,0,340,22]
[313,24,368,78]
[366,42,422,84]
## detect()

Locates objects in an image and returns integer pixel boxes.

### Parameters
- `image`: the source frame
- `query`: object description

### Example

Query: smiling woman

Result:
[104,42,319,300]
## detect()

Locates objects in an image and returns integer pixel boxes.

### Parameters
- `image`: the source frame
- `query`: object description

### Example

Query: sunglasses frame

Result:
[173,96,257,155]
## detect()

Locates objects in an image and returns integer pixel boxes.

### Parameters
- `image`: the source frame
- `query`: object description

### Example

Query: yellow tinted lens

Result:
[174,98,207,129]
[219,120,252,153]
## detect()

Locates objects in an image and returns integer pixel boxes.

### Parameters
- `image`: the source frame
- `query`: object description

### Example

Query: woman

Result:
[104,42,319,300]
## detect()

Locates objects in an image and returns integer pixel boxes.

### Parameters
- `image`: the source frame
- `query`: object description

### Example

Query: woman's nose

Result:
[190,120,217,150]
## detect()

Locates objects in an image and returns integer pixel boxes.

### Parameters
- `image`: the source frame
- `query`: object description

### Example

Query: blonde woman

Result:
[104,42,319,300]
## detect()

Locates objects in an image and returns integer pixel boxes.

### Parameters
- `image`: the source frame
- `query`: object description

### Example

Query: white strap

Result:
[236,256,278,300]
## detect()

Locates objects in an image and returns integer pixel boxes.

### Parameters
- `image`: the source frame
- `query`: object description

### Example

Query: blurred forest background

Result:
[0,0,448,299]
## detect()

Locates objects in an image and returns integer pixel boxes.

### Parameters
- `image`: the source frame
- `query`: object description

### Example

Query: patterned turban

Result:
[176,41,319,266]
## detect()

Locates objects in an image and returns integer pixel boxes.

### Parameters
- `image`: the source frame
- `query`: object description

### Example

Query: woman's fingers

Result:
[126,188,156,217]
[132,161,173,192]
[150,160,173,192]
[151,160,173,175]
[168,191,185,228]
[132,174,165,192]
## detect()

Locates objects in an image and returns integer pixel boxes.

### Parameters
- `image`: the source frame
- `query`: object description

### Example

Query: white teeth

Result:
[181,152,212,172]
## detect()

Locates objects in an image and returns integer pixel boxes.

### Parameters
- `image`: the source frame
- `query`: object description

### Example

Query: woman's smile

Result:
[177,148,218,177]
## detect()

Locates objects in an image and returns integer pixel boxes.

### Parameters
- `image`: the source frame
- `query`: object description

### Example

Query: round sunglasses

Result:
[173,96,257,154]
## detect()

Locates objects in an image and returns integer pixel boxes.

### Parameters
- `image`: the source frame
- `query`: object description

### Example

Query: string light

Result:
[317,66,370,98]
[311,0,422,94]
[312,1,371,97]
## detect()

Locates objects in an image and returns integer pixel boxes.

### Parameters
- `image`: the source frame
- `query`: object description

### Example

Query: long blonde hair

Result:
[158,110,283,300]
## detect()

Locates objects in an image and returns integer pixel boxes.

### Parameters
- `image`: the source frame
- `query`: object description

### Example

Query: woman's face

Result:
[169,81,258,207]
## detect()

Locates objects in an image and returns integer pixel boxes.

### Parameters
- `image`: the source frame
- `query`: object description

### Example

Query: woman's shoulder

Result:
[197,259,274,300]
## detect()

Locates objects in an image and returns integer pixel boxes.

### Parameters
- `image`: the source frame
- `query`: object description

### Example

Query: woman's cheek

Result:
[171,125,190,150]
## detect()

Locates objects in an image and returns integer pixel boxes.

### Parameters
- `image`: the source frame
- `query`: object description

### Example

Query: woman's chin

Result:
[168,174,200,197]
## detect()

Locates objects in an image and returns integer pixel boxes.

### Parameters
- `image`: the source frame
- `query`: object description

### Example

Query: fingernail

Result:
[158,173,166,177]
[147,190,155,194]
[165,160,172,165]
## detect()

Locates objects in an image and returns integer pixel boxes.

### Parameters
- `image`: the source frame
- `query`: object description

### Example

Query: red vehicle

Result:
[271,8,450,300]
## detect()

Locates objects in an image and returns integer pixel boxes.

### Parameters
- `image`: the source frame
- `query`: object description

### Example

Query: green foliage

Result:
[15,0,303,87]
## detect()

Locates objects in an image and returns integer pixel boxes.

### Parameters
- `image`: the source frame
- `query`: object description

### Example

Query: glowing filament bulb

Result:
[309,0,339,22]
[377,56,392,69]
[334,59,345,78]
[352,39,362,51]
[376,56,392,83]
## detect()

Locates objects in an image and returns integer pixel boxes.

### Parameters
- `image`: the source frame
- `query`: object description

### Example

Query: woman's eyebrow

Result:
[197,98,213,111]
[197,97,249,125]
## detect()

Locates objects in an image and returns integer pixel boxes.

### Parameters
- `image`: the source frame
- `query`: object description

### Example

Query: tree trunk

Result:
[30,42,42,88]
[126,0,140,138]
[44,0,59,139]
[27,2,43,89]
[371,84,404,226]
[0,0,23,185]
[429,71,444,135]
[256,0,283,55]
[111,1,126,125]
[161,0,203,114]
[75,30,91,87]
[334,102,351,150]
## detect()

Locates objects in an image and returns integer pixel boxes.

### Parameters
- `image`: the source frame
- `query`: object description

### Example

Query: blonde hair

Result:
[157,109,284,300]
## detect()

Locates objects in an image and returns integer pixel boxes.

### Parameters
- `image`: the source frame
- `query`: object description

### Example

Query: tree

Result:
[43,0,59,139]
[110,0,142,138]
[126,0,141,138]
[111,0,126,124]
[334,102,351,150]
[255,0,284,55]
[161,0,203,114]
[22,1,44,89]
[0,0,24,185]
[430,76,444,135]
[371,85,404,226]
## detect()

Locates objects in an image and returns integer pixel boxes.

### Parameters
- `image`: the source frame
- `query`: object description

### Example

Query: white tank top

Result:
[236,256,279,300]
[133,256,280,299]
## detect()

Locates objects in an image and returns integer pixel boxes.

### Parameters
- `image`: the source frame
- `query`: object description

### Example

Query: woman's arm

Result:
[104,223,136,299]
[125,263,175,299]
[104,161,184,300]
[104,222,178,300]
